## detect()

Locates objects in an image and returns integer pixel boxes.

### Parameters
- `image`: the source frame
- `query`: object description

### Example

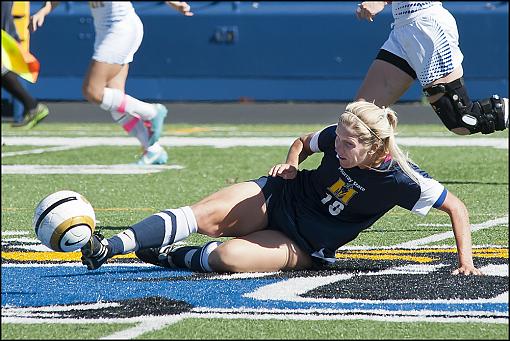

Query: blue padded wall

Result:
[19,1,509,101]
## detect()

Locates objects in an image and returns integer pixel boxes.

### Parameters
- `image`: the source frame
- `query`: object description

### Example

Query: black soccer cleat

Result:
[135,245,178,268]
[81,232,110,270]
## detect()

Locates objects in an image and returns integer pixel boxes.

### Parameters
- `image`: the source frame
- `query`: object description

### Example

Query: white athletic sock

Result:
[101,88,157,120]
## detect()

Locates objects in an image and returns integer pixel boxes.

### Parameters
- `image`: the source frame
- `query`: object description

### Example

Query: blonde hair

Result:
[340,101,419,183]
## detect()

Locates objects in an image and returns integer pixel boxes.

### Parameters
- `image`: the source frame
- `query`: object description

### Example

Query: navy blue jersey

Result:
[256,124,447,264]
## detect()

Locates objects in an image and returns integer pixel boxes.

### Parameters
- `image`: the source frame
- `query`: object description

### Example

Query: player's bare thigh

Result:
[82,60,125,103]
[191,181,269,238]
[209,229,314,272]
[355,59,415,107]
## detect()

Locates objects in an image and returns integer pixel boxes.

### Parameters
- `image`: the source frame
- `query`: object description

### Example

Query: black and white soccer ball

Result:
[33,190,96,252]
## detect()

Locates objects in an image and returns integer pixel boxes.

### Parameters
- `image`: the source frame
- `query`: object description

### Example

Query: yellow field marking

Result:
[171,127,211,134]
[335,248,507,262]
[335,254,436,263]
[95,208,155,212]
[3,247,506,263]
[2,207,155,212]
[2,251,137,261]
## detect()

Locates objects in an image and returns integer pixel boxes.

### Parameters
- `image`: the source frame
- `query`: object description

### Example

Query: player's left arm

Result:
[268,132,315,179]
[435,191,483,275]
[165,1,194,16]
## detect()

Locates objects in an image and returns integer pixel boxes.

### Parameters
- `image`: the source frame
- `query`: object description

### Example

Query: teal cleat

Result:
[137,147,168,165]
[148,103,168,146]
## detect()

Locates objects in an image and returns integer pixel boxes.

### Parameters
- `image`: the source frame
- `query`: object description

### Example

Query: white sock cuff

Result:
[201,241,222,272]
[100,88,124,112]
[180,206,198,234]
[118,229,138,253]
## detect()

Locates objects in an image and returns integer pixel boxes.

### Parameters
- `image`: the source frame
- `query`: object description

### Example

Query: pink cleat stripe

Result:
[122,116,140,133]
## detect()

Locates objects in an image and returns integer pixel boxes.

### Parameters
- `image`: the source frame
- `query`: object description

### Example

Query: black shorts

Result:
[251,176,360,266]
[376,49,417,80]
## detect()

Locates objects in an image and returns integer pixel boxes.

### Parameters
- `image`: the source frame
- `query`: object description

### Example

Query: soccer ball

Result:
[33,190,96,252]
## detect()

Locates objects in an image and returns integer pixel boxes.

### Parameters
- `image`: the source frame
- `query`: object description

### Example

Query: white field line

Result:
[1,145,84,157]
[100,315,185,340]
[3,310,507,328]
[1,164,184,175]
[392,216,509,248]
[99,307,510,339]
[2,136,508,149]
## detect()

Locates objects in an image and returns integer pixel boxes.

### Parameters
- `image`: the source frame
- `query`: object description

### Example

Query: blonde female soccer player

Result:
[355,1,508,135]
[81,101,482,276]
[29,1,193,164]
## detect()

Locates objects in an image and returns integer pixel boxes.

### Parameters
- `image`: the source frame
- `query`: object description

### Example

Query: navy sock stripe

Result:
[130,214,166,249]
[190,247,205,272]
[170,246,199,268]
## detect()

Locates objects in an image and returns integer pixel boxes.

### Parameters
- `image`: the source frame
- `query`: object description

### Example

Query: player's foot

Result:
[148,103,168,146]
[136,146,168,165]
[135,245,177,268]
[81,232,111,270]
[11,103,49,129]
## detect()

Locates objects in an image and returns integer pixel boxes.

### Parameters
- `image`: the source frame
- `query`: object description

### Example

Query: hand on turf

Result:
[268,163,298,180]
[355,2,387,22]
[166,1,194,16]
[452,265,484,276]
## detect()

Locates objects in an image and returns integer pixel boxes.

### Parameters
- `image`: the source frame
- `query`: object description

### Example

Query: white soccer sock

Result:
[101,88,157,120]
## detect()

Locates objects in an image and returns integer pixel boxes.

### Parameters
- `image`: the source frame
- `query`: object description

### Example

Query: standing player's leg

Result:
[401,7,508,135]
[105,63,167,164]
[355,56,416,107]
[423,65,508,135]
[82,60,167,164]
[2,69,49,128]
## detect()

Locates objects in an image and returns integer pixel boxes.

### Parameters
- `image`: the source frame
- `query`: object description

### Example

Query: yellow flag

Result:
[1,29,39,83]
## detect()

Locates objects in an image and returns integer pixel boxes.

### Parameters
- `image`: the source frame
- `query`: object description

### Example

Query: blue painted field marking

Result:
[2,264,507,318]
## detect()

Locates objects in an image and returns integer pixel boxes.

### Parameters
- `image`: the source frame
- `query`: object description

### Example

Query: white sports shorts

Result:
[381,5,464,87]
[92,12,144,65]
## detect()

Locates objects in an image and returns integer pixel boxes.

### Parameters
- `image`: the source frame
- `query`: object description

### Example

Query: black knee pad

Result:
[425,78,507,134]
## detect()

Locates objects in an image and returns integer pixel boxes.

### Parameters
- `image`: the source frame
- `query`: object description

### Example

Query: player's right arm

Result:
[268,132,315,180]
[435,191,483,276]
[29,1,60,32]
